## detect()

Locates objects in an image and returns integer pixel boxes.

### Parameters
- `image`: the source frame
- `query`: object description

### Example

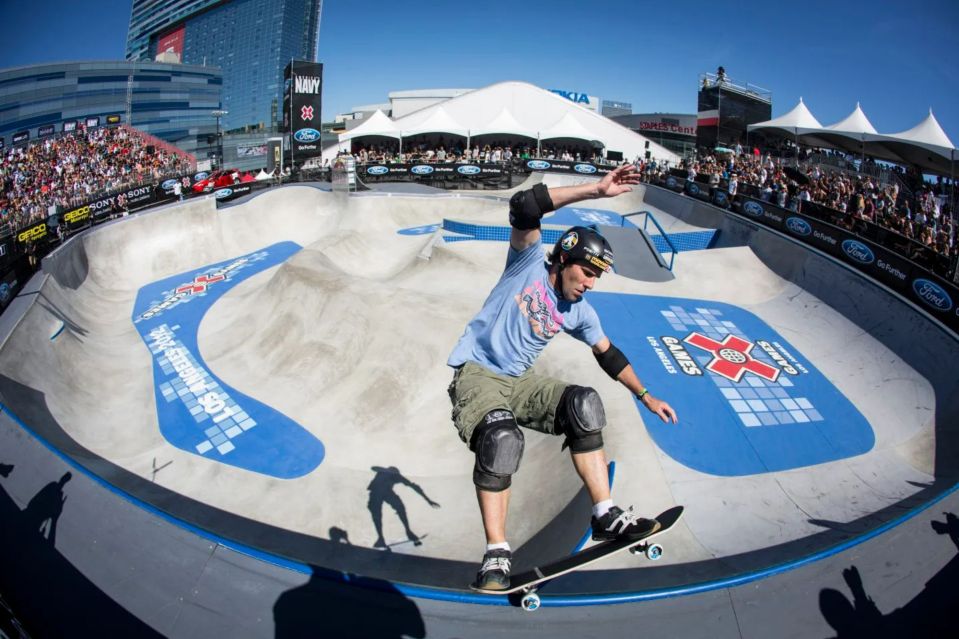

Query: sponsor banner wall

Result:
[362,163,508,181]
[284,60,323,162]
[211,183,254,202]
[683,180,712,203]
[736,195,959,335]
[12,131,29,145]
[663,174,686,193]
[523,160,611,176]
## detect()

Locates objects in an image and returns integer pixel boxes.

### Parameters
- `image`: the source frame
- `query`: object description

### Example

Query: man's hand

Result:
[641,394,678,424]
[596,163,642,198]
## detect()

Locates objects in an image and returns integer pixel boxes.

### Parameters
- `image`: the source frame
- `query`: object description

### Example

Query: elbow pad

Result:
[509,183,555,230]
[594,342,629,380]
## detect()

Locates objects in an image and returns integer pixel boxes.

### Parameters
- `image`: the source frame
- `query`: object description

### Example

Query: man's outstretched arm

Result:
[592,337,678,424]
[509,164,642,252]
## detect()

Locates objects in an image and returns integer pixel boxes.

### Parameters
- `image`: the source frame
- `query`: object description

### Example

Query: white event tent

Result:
[749,99,956,176]
[336,81,680,164]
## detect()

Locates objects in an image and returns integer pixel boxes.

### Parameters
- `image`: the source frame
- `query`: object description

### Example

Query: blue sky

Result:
[2,0,958,141]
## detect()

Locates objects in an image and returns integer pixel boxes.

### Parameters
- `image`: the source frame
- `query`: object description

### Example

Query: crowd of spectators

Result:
[350,140,606,166]
[1,125,192,233]
[681,150,957,273]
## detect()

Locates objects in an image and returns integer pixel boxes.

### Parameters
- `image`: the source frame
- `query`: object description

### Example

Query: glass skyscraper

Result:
[126,0,322,133]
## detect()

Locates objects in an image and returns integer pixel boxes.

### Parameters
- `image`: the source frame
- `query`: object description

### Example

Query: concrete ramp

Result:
[0,181,957,635]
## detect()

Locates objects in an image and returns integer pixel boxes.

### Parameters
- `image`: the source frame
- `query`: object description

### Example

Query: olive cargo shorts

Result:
[448,362,569,447]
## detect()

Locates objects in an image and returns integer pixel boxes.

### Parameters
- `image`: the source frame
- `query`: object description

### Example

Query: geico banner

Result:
[15,221,48,246]
[523,160,611,176]
[737,196,959,336]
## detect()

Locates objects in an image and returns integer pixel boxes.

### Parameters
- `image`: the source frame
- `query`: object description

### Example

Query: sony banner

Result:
[284,60,323,165]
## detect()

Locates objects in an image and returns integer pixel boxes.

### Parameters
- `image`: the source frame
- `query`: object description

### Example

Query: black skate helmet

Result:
[550,226,615,274]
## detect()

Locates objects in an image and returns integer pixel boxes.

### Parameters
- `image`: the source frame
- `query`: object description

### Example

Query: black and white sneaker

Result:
[471,549,512,590]
[591,506,660,541]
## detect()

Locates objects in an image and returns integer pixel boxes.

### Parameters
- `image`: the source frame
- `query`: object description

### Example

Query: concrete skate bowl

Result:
[1,180,958,623]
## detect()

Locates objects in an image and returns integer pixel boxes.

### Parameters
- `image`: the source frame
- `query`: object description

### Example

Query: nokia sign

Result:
[549,89,597,110]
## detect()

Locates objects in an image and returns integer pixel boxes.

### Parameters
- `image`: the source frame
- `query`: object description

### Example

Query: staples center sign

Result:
[638,119,697,137]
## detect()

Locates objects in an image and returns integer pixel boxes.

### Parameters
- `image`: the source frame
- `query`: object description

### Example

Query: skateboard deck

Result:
[471,505,684,607]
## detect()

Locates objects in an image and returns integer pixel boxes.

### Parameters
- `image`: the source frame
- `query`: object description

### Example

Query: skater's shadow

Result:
[274,567,425,639]
[367,466,439,551]
[819,512,959,637]
[23,471,72,546]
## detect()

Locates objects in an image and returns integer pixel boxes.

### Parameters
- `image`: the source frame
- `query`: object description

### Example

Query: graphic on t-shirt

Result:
[516,279,563,338]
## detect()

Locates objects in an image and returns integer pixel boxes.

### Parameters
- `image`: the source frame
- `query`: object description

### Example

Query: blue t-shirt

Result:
[448,243,605,376]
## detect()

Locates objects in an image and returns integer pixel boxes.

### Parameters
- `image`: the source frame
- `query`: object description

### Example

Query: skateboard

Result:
[471,505,684,611]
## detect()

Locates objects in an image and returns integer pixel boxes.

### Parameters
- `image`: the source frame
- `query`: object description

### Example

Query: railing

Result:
[623,211,677,271]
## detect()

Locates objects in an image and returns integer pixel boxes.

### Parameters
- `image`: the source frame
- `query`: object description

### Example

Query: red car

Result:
[192,169,240,193]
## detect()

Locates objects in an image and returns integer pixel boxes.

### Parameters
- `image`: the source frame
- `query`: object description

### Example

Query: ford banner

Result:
[283,60,323,163]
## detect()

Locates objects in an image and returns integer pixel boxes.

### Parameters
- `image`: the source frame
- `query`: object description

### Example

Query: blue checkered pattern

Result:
[662,305,823,428]
[150,323,257,456]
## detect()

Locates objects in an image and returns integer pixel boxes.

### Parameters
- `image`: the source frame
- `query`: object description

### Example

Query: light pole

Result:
[212,109,228,169]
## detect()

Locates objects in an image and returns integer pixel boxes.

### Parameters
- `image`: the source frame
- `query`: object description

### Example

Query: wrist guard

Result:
[509,183,555,230]
[594,342,629,380]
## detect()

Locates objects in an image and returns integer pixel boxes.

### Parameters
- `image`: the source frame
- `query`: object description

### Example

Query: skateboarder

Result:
[447,164,678,590]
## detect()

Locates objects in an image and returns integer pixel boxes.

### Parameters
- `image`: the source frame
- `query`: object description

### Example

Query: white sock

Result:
[486,541,510,553]
[593,499,614,519]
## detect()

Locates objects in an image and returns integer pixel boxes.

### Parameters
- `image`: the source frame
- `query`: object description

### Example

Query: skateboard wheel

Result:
[646,543,664,561]
[521,593,541,612]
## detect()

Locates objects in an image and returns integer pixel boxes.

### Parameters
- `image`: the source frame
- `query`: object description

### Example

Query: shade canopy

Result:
[748,100,956,175]
[340,109,400,141]
[335,81,680,164]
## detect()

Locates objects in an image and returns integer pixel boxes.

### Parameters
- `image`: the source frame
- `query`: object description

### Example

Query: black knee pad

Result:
[470,410,524,492]
[555,385,606,453]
